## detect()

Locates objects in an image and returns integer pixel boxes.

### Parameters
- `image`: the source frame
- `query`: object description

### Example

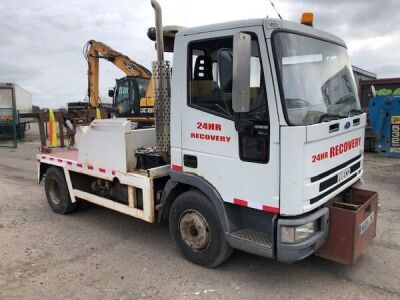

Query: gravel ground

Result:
[0,126,399,299]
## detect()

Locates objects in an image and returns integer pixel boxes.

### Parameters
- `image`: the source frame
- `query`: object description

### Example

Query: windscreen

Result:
[274,32,361,125]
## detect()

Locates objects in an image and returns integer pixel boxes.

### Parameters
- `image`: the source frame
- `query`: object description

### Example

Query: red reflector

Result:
[99,168,106,173]
[77,163,83,168]
[57,159,63,163]
[112,171,116,176]
[262,205,280,214]
[87,165,94,170]
[233,198,248,207]
[67,161,72,165]
[171,164,183,171]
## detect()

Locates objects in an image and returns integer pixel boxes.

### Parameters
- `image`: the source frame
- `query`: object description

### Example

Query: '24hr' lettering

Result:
[191,122,231,143]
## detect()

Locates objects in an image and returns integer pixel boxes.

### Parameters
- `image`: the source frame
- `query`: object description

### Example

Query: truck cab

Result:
[166,18,365,262]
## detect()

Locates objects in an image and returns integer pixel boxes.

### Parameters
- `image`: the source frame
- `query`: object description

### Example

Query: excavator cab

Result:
[110,76,154,122]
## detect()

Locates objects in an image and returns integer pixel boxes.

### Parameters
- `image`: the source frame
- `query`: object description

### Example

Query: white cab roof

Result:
[178,18,346,47]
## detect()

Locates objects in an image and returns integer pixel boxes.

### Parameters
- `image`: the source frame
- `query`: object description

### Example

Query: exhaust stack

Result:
[151,0,164,61]
[151,0,171,163]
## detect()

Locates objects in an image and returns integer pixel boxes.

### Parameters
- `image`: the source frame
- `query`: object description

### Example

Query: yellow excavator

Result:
[83,40,154,123]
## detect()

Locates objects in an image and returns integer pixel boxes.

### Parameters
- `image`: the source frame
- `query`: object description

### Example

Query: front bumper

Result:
[276,207,329,263]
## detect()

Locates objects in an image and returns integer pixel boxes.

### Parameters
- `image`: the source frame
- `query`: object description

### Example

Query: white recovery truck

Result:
[37,1,378,267]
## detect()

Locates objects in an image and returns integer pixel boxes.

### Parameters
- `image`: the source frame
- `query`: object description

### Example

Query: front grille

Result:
[310,154,361,183]
[310,172,359,205]
[319,161,361,192]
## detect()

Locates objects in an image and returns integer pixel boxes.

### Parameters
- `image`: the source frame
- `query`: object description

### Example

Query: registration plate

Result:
[359,212,374,235]
[337,167,351,183]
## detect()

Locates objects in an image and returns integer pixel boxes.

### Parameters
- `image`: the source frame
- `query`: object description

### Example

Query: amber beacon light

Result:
[301,12,314,26]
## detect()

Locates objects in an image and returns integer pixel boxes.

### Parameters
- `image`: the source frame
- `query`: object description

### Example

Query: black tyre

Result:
[76,199,89,210]
[44,167,77,214]
[169,190,232,267]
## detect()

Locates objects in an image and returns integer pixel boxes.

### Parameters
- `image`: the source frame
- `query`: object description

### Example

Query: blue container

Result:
[369,95,400,157]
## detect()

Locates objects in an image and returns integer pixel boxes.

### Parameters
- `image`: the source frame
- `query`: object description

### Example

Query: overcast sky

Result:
[1,0,399,108]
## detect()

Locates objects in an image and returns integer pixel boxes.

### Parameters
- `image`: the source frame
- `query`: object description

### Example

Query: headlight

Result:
[281,221,317,244]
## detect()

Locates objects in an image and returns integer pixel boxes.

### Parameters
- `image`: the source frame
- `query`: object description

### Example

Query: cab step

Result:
[230,228,272,249]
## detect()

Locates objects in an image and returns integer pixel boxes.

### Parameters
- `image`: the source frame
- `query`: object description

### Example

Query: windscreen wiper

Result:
[318,113,343,123]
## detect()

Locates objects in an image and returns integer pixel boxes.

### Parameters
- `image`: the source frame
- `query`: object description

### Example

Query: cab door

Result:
[179,27,280,213]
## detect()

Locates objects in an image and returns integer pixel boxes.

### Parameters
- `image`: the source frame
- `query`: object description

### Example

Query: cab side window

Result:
[188,37,233,118]
[188,37,268,120]
[115,80,132,113]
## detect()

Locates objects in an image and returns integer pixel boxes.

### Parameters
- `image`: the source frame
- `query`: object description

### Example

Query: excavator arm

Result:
[83,40,152,108]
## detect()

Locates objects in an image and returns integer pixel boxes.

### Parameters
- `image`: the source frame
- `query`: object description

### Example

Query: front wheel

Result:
[169,190,232,267]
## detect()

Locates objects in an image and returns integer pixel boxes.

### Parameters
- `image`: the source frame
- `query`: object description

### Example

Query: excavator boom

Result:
[84,40,152,108]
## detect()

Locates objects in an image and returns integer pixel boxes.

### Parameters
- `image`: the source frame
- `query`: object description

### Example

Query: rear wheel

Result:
[44,167,77,214]
[169,190,232,267]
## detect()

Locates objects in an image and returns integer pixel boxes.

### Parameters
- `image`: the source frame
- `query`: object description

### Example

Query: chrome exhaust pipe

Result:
[151,0,164,61]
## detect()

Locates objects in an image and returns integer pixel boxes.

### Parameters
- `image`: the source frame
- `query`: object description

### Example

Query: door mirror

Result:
[108,88,115,98]
[232,32,251,113]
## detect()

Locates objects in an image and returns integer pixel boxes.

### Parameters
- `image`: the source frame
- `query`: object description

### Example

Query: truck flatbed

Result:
[38,150,169,223]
